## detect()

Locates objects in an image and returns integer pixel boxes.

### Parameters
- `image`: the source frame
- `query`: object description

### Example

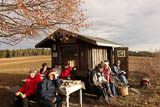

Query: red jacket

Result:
[103,68,111,81]
[60,67,72,79]
[19,73,42,97]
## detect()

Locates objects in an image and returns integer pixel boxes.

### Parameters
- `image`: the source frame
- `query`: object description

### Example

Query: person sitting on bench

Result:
[92,64,110,102]
[14,69,42,107]
[60,62,73,80]
[103,60,117,96]
[40,63,49,79]
[112,60,129,85]
[53,63,62,78]
[37,70,62,107]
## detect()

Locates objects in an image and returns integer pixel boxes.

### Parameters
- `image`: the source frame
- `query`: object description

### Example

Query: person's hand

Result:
[111,72,116,76]
[49,98,54,103]
[49,98,56,103]
[15,92,20,96]
[110,80,113,84]
[54,73,58,79]
[21,94,26,99]
[121,71,126,74]
[98,84,102,87]
[105,81,109,84]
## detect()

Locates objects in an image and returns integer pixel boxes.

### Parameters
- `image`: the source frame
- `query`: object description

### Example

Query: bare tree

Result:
[0,0,90,45]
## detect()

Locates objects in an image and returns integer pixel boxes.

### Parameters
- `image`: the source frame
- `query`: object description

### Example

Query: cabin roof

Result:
[35,29,122,48]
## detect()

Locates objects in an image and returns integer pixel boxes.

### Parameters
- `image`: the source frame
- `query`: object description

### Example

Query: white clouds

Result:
[81,0,160,51]
[1,0,160,51]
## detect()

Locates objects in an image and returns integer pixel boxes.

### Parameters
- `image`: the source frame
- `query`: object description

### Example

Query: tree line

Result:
[129,51,154,57]
[0,48,51,58]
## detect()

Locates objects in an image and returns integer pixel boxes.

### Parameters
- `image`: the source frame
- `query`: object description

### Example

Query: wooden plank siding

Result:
[91,47,107,69]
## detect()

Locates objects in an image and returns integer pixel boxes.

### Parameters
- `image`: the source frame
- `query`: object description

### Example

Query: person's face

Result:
[65,65,68,69]
[98,67,104,72]
[117,62,120,66]
[48,74,55,80]
[43,65,47,70]
[55,65,59,68]
[30,72,36,79]
[104,64,109,68]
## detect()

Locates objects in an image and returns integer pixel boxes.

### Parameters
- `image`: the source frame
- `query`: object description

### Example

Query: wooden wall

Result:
[91,47,107,69]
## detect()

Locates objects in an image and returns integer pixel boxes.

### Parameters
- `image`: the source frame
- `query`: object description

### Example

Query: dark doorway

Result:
[60,45,78,69]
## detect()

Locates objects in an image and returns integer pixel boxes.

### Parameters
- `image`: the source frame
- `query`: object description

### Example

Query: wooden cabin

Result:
[35,29,122,78]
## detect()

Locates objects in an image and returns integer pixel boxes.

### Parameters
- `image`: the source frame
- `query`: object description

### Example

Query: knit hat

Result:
[48,69,56,76]
[98,63,104,68]
[104,60,109,65]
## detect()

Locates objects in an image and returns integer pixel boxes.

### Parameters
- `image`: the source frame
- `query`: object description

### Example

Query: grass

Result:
[0,56,51,74]
[0,55,160,107]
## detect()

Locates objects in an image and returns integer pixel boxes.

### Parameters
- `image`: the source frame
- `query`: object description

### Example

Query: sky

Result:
[1,0,160,51]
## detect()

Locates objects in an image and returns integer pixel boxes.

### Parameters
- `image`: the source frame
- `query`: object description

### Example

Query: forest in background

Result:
[0,49,51,58]
[128,51,154,57]
[0,49,159,58]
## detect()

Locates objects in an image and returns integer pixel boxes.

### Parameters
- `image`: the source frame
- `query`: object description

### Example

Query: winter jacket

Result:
[103,67,112,81]
[38,77,61,101]
[60,67,72,79]
[112,65,123,75]
[92,68,107,86]
[18,73,42,97]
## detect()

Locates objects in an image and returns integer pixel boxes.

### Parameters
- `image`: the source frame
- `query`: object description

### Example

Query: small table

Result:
[58,80,85,107]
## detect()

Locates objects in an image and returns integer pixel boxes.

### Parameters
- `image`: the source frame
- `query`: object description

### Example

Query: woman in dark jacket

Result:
[38,70,62,107]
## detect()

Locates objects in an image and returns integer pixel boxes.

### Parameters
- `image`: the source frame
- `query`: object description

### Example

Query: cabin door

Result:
[114,47,129,78]
[60,45,78,68]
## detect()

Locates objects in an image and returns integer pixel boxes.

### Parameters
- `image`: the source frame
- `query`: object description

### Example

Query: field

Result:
[0,56,160,107]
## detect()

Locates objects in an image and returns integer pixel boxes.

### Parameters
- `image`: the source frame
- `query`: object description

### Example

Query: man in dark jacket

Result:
[92,64,110,102]
[37,70,62,107]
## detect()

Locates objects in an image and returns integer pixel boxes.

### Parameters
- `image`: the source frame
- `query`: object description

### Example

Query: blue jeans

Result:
[120,75,128,85]
[110,83,117,96]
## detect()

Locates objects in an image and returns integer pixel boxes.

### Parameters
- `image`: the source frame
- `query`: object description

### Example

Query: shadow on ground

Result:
[0,73,27,107]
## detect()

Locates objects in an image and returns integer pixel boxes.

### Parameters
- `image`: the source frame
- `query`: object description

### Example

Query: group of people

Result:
[13,60,129,107]
[91,60,130,102]
[13,62,74,107]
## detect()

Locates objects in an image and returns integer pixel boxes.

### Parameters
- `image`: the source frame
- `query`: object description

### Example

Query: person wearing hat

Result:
[53,63,62,78]
[14,69,42,107]
[103,60,117,96]
[92,63,109,102]
[37,70,62,107]
[60,62,73,80]
[112,60,129,85]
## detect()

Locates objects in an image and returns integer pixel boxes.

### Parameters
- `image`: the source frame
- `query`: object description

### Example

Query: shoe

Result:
[98,96,103,103]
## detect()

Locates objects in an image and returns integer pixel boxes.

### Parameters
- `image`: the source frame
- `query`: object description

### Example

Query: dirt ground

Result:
[0,56,160,107]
